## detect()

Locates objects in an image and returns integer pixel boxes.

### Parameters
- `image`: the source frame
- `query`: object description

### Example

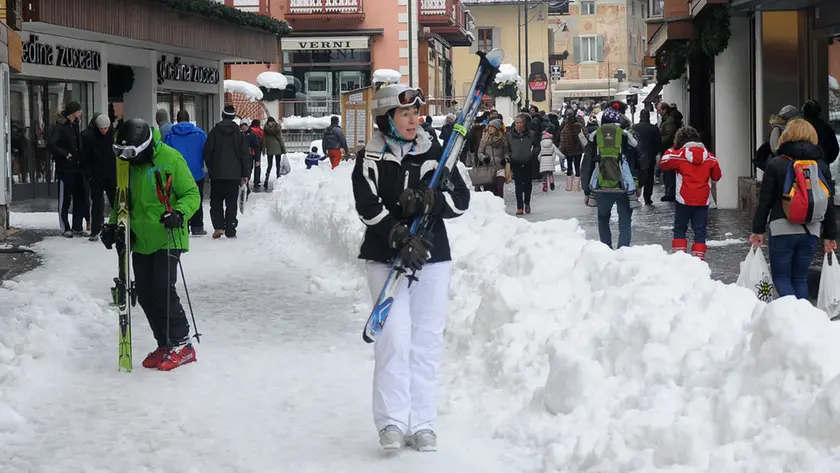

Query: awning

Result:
[643,82,665,103]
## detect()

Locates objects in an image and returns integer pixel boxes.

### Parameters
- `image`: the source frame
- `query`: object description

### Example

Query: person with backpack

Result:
[588,107,640,248]
[659,126,722,261]
[560,109,584,192]
[507,114,539,215]
[750,119,837,299]
[323,116,349,169]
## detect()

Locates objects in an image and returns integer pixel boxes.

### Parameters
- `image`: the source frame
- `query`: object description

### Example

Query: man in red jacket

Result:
[659,126,723,261]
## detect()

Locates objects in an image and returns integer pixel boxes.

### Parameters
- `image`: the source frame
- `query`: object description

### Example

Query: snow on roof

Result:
[373,69,402,84]
[281,115,339,130]
[223,80,263,101]
[256,72,289,90]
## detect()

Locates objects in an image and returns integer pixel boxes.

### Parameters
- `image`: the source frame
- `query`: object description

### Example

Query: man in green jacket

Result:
[101,118,201,371]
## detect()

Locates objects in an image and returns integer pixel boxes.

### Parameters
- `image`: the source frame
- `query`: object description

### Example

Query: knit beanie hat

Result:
[488,118,502,130]
[64,100,82,115]
[95,114,111,129]
[601,108,623,125]
[778,104,799,121]
[223,105,236,119]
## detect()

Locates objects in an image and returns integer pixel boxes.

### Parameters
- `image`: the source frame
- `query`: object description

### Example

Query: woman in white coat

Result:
[538,128,562,192]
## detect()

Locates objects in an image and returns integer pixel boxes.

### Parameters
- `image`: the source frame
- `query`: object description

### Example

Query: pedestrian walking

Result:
[164,110,208,236]
[203,105,250,239]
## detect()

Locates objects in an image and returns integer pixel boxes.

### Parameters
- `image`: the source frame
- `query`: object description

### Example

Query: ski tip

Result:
[484,49,505,67]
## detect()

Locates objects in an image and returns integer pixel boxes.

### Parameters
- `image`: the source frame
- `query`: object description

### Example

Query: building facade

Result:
[453,0,551,111]
[229,0,472,118]
[645,0,840,211]
[2,0,281,207]
[551,0,647,104]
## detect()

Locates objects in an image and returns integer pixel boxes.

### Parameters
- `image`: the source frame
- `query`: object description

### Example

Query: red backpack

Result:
[780,156,830,224]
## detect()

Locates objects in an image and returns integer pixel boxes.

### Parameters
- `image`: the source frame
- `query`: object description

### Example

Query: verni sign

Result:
[281,36,369,51]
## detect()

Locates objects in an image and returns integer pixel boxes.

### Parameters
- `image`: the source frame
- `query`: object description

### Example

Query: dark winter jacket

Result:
[250,125,264,155]
[164,122,207,181]
[47,113,83,174]
[323,124,348,152]
[581,119,600,195]
[631,121,663,170]
[658,108,683,153]
[243,129,261,158]
[263,121,287,156]
[507,128,538,165]
[352,130,469,264]
[81,116,116,185]
[440,122,454,145]
[203,119,250,180]
[805,115,839,165]
[752,141,837,239]
[560,119,584,156]
[422,122,439,142]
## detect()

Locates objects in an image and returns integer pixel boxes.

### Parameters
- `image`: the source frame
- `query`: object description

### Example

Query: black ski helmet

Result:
[114,118,153,162]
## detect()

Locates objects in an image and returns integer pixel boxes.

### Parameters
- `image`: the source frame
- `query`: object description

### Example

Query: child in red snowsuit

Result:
[659,126,723,261]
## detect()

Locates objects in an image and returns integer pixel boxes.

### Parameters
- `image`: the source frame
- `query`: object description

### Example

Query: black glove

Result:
[483,156,491,164]
[160,210,185,229]
[388,224,434,272]
[398,188,435,218]
[101,223,116,250]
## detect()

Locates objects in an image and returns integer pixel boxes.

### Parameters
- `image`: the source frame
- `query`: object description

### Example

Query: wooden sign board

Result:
[341,86,373,154]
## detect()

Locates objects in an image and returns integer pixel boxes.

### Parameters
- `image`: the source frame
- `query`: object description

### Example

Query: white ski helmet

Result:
[371,84,426,117]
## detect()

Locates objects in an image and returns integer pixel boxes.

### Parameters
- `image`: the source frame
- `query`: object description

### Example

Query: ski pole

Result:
[174,231,201,343]
[166,229,171,348]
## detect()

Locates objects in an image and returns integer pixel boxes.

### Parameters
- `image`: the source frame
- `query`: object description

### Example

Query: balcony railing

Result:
[288,0,364,15]
[229,0,270,15]
[419,0,471,30]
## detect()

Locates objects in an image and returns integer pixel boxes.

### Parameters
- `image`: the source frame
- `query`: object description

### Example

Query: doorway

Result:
[10,79,91,200]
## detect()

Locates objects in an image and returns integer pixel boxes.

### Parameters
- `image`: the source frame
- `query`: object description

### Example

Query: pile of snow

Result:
[269,163,840,472]
[280,115,338,130]
[256,71,288,90]
[223,80,263,101]
[373,69,402,85]
[830,75,839,91]
[495,63,524,86]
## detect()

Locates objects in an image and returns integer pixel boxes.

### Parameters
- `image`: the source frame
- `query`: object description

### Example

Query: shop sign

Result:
[156,55,220,85]
[282,36,369,51]
[22,34,101,71]
[348,92,365,104]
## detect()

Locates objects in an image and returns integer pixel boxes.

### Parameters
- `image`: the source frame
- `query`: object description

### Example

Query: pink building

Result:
[228,0,472,117]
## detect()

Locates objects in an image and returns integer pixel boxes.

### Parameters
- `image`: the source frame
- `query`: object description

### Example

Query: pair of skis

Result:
[112,157,135,371]
[362,48,504,343]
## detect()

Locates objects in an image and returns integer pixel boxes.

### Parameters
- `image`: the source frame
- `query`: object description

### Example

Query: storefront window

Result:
[157,91,211,132]
[281,50,371,118]
[10,79,91,199]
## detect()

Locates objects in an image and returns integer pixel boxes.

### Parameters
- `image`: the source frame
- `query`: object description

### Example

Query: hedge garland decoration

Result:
[147,0,292,36]
[654,6,731,85]
[488,81,522,103]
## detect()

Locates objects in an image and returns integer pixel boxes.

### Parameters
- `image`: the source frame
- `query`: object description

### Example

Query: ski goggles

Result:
[113,132,153,160]
[373,87,427,111]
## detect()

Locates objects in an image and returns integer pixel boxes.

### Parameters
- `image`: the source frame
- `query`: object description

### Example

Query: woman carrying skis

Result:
[101,118,201,371]
[351,84,470,452]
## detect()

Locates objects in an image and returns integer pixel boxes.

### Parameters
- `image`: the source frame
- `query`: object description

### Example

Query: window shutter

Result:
[573,37,582,64]
[596,35,605,62]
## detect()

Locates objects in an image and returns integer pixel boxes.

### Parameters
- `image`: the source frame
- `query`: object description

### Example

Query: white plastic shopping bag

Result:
[818,252,840,320]
[279,154,292,176]
[736,246,776,302]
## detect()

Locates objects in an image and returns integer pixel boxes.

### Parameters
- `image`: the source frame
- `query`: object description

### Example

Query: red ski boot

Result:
[157,344,197,371]
[142,346,167,369]
[672,238,688,253]
[691,242,707,261]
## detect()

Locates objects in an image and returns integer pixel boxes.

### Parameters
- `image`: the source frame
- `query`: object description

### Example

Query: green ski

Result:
[111,156,134,372]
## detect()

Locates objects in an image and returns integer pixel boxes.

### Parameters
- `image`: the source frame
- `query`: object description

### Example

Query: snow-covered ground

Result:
[5,155,840,471]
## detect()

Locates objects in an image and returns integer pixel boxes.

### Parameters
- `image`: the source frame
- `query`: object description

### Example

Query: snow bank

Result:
[0,279,110,433]
[281,115,338,130]
[223,80,263,101]
[830,75,839,91]
[270,163,840,472]
[373,69,401,85]
[256,72,288,90]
